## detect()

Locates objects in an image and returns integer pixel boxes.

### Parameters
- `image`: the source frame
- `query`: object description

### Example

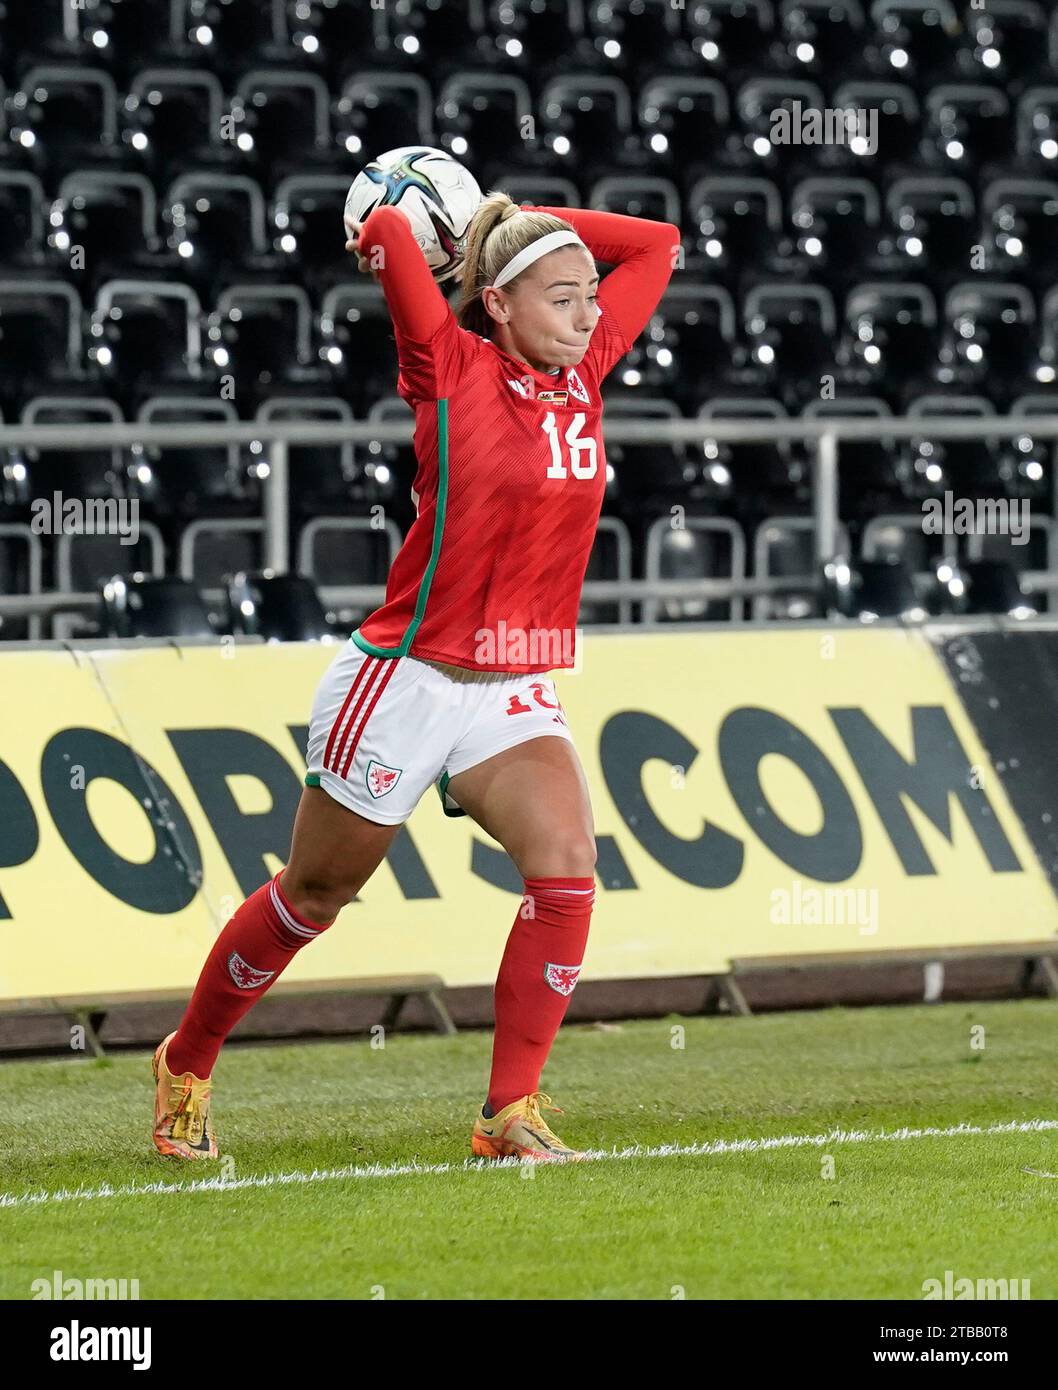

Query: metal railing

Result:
[2,414,1057,629]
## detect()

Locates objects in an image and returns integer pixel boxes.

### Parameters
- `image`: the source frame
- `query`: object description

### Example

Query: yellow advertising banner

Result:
[0,628,1054,1002]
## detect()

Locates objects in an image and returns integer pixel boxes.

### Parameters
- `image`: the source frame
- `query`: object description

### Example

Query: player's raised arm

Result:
[524,205,681,379]
[348,203,474,402]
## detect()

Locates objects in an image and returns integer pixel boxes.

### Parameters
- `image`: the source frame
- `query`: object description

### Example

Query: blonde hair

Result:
[456,190,579,338]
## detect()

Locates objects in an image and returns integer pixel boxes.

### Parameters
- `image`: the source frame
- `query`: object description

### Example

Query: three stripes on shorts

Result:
[323,655,399,781]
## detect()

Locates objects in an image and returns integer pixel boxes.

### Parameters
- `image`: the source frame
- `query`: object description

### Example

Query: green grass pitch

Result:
[1,999,1054,1300]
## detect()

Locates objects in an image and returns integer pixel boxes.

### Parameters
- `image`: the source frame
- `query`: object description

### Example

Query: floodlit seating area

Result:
[2,0,1057,637]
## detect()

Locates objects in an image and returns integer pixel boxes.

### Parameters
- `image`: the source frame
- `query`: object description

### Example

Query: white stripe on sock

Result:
[269,879,321,941]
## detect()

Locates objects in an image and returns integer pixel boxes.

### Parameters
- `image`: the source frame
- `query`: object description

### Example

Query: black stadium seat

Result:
[99,573,216,637]
[226,570,334,641]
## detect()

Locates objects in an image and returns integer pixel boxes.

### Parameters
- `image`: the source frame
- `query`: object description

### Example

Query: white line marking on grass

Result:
[3,1117,1055,1211]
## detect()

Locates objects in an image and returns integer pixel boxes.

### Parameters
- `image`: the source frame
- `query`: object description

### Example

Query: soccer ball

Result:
[344,146,483,283]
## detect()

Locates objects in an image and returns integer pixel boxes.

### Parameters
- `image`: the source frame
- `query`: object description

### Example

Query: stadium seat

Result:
[207,283,320,391]
[50,170,162,288]
[686,0,775,72]
[883,176,976,276]
[437,73,540,178]
[362,396,413,518]
[841,281,938,390]
[903,394,1002,501]
[637,76,730,178]
[487,0,590,70]
[775,0,867,77]
[980,177,1058,285]
[129,395,261,527]
[286,0,387,76]
[270,174,350,285]
[922,84,1012,171]
[598,396,699,527]
[333,72,433,161]
[688,175,789,277]
[960,559,1038,618]
[179,518,265,586]
[9,65,123,176]
[57,524,166,604]
[968,1,1048,84]
[743,283,839,394]
[0,408,32,523]
[20,395,126,501]
[379,0,492,69]
[171,0,293,68]
[938,282,1038,393]
[99,572,215,637]
[226,570,335,641]
[317,284,400,411]
[163,172,273,289]
[803,397,900,518]
[0,170,46,270]
[789,177,883,275]
[697,398,804,517]
[821,555,925,622]
[256,395,360,520]
[121,68,230,174]
[831,80,921,164]
[499,174,582,209]
[0,280,82,403]
[861,515,948,572]
[735,77,827,172]
[589,175,681,230]
[537,75,643,176]
[228,69,332,175]
[1003,394,1058,502]
[864,0,967,82]
[754,515,850,620]
[296,516,400,628]
[584,0,693,72]
[643,513,748,623]
[89,278,203,390]
[1016,84,1058,168]
[963,514,1056,574]
[94,0,182,69]
[629,282,745,406]
[1,0,92,59]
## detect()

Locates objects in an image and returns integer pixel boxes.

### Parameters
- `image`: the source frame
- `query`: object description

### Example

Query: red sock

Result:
[166,871,335,1079]
[486,876,595,1114]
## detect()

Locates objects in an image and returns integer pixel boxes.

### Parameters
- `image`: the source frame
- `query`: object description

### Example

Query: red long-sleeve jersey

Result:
[351,201,678,672]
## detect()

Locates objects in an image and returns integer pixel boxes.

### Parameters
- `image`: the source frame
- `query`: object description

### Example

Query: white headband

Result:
[490,228,588,289]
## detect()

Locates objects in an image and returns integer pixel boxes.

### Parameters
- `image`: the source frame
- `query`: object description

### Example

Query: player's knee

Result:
[281,869,359,926]
[523,832,597,881]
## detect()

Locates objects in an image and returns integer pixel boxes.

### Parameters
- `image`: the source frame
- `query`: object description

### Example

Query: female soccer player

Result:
[151,188,678,1162]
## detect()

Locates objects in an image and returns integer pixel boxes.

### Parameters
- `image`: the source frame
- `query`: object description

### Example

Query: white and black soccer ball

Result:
[344,146,483,283]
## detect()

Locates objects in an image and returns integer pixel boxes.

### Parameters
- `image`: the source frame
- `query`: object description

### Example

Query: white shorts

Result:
[304,638,575,824]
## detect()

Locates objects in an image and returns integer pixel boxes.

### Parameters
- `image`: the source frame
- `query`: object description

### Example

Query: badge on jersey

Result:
[567,368,590,404]
[366,759,403,798]
[537,389,568,405]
